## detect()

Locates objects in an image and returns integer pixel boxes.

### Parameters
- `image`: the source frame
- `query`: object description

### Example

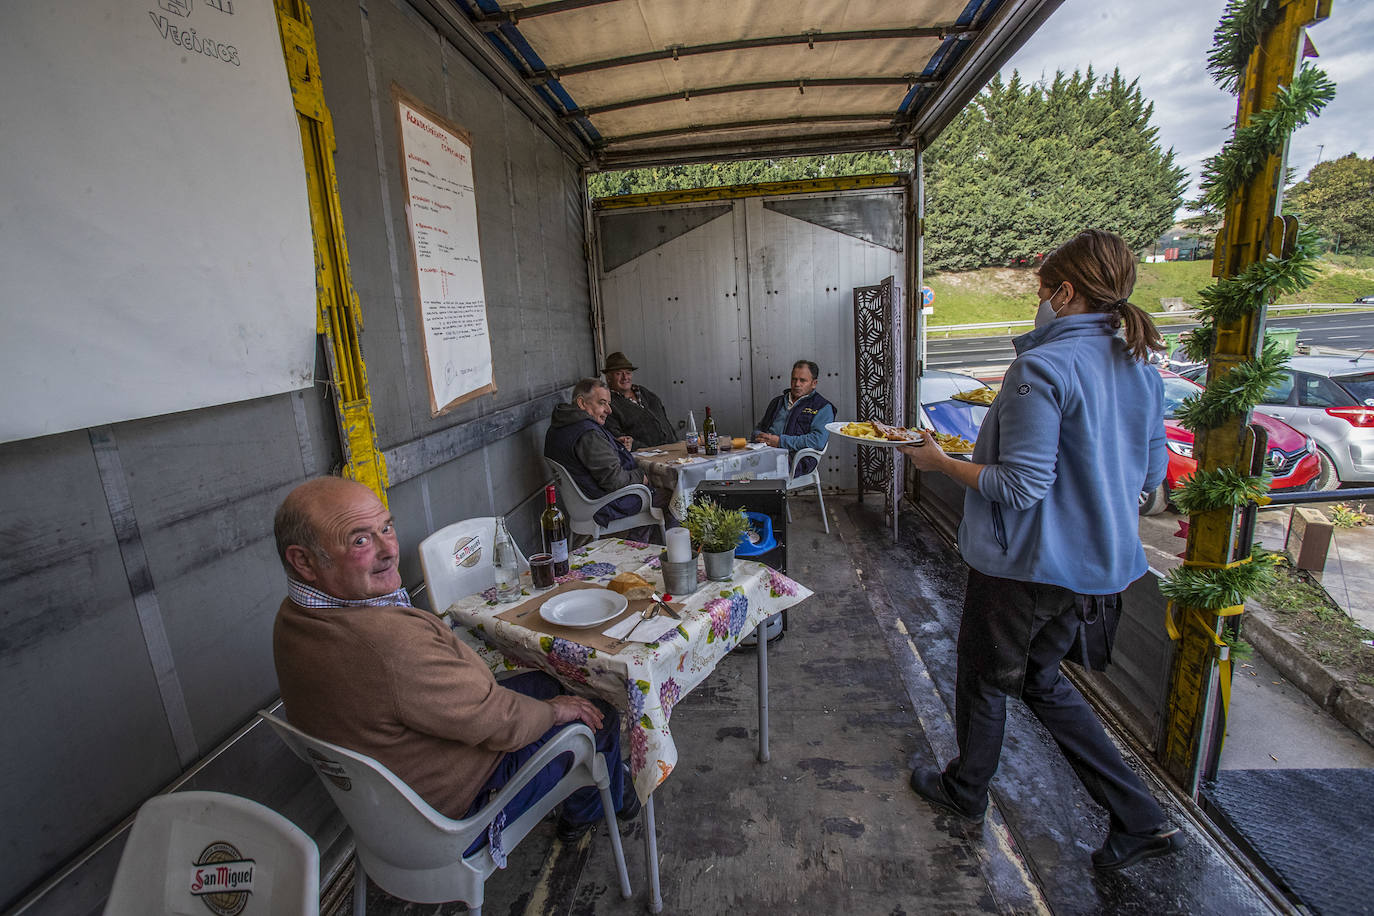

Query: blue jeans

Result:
[463,672,623,854]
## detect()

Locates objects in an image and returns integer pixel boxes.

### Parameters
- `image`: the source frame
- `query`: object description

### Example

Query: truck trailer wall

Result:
[0,0,593,907]
[596,188,906,491]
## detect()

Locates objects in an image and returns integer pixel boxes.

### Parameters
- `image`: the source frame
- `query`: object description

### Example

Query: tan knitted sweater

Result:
[273,599,557,818]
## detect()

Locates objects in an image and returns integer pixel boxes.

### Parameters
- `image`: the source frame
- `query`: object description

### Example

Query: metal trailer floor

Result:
[1204,768,1374,915]
[344,498,1289,915]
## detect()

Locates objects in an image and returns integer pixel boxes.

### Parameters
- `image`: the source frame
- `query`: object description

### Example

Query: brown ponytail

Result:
[1039,230,1163,362]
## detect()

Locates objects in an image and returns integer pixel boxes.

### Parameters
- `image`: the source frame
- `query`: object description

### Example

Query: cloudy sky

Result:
[997,0,1374,206]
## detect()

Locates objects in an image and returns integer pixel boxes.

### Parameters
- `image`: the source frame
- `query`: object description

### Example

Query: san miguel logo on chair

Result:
[307,748,352,791]
[452,535,482,568]
[188,841,255,916]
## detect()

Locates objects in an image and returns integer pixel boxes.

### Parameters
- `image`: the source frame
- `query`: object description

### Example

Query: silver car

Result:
[1181,355,1374,488]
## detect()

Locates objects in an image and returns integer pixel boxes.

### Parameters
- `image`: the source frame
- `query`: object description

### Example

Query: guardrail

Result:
[928,303,1374,334]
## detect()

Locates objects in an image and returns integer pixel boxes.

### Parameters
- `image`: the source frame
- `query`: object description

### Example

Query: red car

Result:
[1140,370,1322,515]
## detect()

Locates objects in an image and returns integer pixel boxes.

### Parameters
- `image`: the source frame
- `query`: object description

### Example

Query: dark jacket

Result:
[605,385,677,449]
[544,403,644,525]
[757,390,835,476]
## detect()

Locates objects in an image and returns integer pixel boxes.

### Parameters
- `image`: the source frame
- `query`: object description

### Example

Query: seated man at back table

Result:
[272,476,638,845]
[544,377,674,543]
[754,359,834,476]
[601,351,677,450]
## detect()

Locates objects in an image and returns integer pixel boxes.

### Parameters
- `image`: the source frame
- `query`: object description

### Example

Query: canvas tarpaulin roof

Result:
[421,0,1062,168]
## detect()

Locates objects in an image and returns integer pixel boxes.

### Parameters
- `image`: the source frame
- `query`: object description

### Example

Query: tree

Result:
[1285,154,1374,255]
[586,151,912,199]
[923,68,1187,270]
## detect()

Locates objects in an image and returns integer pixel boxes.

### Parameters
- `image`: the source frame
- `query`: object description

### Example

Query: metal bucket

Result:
[660,554,700,595]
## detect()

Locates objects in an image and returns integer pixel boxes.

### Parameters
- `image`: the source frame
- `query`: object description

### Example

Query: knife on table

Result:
[650,592,681,619]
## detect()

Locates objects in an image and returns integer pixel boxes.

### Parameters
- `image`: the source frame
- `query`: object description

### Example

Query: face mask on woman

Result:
[1034,284,1069,329]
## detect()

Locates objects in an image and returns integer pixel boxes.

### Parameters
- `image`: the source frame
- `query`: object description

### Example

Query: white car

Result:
[1180,355,1374,488]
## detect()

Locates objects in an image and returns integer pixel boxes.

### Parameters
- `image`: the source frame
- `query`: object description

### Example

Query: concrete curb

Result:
[1244,600,1374,748]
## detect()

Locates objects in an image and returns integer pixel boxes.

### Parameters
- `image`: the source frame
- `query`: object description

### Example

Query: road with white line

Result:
[924,309,1374,378]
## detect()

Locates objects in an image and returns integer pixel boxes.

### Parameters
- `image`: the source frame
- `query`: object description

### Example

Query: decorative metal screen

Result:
[853,276,904,532]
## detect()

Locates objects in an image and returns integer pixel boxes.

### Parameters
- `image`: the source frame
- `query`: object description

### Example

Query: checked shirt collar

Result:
[287,578,413,609]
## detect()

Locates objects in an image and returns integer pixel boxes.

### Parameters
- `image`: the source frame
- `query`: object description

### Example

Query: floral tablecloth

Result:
[635,441,790,517]
[442,538,812,802]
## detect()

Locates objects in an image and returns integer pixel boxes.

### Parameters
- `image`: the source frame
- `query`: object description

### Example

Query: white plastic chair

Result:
[547,459,666,542]
[785,444,830,534]
[419,517,529,615]
[104,790,319,916]
[258,711,631,916]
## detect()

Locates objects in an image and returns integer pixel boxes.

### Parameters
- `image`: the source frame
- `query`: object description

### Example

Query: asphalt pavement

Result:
[1138,506,1373,632]
[925,309,1374,379]
[1139,506,1374,758]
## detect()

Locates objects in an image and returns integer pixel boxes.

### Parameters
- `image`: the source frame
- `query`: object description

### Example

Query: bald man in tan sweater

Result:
[271,477,636,847]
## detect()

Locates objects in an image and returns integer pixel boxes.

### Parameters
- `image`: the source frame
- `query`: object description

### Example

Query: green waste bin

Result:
[1265,327,1299,356]
[1160,330,1189,361]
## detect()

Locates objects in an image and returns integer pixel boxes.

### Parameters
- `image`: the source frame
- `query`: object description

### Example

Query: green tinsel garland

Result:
[1164,4,1334,615]
[1159,547,1278,611]
[1181,323,1217,364]
[1198,66,1337,212]
[1171,467,1273,516]
[1174,344,1290,430]
[1196,228,1321,325]
[1206,0,1280,92]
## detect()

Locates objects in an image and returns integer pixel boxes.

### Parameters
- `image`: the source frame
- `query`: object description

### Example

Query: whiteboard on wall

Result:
[394,91,497,415]
[0,0,315,444]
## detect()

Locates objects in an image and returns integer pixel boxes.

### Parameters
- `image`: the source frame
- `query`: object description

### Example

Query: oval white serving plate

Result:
[540,590,629,628]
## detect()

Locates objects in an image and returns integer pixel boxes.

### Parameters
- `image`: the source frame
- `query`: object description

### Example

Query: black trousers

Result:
[942,568,1165,835]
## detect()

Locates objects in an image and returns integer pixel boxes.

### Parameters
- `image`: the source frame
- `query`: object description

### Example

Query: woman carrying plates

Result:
[897,229,1176,872]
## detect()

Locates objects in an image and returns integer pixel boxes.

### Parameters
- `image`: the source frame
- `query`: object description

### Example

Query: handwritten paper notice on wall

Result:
[396,93,496,414]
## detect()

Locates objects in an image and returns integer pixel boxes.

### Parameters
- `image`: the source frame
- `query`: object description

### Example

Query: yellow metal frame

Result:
[1161,0,1331,784]
[274,0,389,502]
[592,173,909,211]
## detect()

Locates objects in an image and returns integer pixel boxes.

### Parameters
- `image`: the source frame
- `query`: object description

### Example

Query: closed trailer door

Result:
[598,202,751,438]
[596,185,906,491]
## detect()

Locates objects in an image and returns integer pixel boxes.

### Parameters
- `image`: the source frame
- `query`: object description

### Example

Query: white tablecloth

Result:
[635,441,790,516]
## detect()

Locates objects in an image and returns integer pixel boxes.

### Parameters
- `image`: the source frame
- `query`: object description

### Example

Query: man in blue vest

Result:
[754,360,834,476]
[544,377,672,541]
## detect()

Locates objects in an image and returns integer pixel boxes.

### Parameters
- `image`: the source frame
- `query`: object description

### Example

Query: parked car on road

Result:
[1140,370,1321,515]
[1179,355,1374,488]
[917,369,994,445]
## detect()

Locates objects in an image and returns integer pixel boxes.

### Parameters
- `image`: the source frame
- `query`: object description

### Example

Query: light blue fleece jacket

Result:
[957,313,1166,594]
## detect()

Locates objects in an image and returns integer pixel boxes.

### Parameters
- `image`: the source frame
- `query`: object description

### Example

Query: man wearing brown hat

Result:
[602,351,677,450]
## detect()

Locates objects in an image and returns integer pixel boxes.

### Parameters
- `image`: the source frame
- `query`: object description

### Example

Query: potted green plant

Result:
[683,497,751,580]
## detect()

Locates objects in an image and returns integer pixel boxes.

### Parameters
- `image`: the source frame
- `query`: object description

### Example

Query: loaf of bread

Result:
[607,571,655,600]
[732,437,748,449]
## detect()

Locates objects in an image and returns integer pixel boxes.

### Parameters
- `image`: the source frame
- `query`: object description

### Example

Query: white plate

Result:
[825,420,924,447]
[540,590,629,628]
[825,421,974,455]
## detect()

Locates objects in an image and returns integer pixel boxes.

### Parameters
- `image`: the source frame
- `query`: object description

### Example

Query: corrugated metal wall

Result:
[0,0,593,906]
[596,188,906,492]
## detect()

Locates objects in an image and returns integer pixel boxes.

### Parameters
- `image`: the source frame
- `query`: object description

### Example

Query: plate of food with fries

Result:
[826,420,975,454]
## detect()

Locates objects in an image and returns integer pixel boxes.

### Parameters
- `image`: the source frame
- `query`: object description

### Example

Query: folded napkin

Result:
[634,449,667,456]
[745,443,769,450]
[603,611,678,644]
